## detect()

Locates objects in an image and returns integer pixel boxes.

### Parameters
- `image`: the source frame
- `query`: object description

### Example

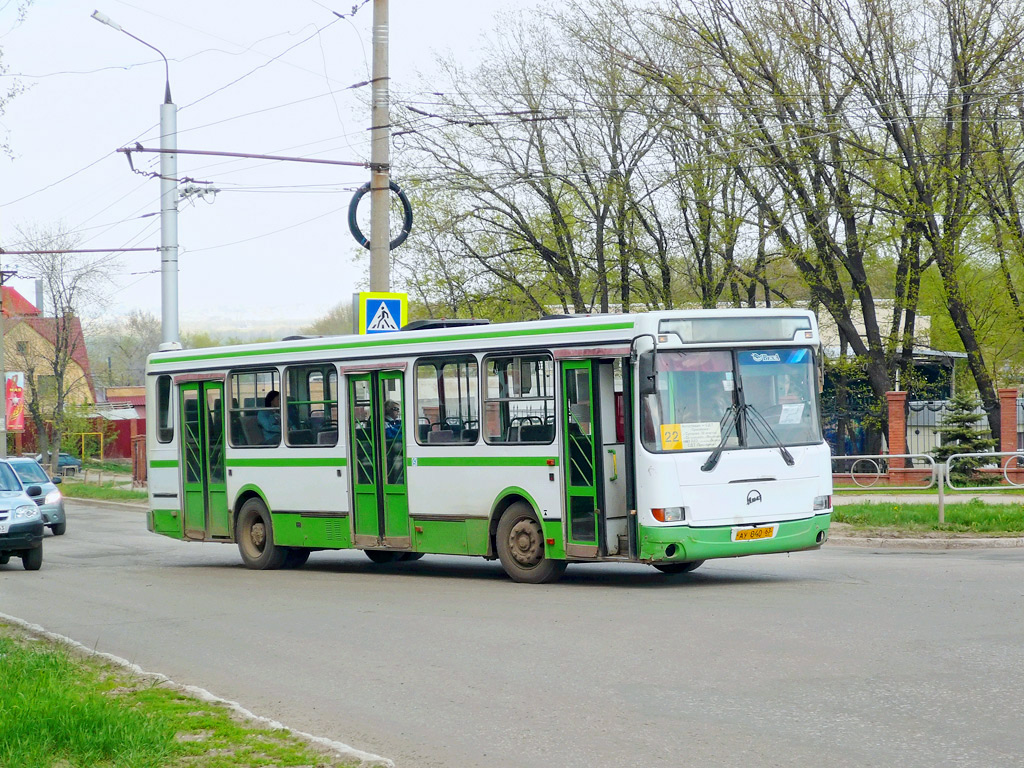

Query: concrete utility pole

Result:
[92,11,181,351]
[368,0,390,292]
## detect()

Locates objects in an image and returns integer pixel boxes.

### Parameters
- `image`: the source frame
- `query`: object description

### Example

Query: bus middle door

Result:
[561,360,603,558]
[179,381,229,540]
[347,371,411,549]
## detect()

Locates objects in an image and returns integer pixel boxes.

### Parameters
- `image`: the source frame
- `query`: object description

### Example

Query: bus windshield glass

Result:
[641,347,819,453]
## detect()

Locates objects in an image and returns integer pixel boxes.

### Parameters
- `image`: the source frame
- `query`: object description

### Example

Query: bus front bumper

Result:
[638,513,831,563]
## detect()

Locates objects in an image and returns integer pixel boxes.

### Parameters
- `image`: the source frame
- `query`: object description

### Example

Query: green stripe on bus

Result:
[150,321,635,366]
[411,456,558,467]
[151,460,179,468]
[225,457,348,468]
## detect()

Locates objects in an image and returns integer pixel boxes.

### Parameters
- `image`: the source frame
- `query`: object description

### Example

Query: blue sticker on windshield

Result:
[741,351,783,364]
[787,349,808,363]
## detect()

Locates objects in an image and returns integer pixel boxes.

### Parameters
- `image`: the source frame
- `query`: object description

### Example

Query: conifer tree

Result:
[931,391,997,483]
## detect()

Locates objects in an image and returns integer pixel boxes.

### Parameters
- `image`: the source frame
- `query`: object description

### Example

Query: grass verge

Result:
[0,624,359,767]
[59,481,147,503]
[833,499,1024,534]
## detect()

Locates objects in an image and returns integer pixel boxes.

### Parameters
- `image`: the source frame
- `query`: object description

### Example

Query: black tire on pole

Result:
[347,179,413,250]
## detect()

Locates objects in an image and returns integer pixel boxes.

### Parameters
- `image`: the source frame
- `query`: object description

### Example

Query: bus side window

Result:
[483,354,554,444]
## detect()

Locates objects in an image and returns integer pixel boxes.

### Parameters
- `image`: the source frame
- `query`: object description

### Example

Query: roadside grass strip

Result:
[833,499,1024,534]
[58,481,148,503]
[0,622,391,767]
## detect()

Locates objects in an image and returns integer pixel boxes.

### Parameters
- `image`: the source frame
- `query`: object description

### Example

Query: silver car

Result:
[0,460,45,570]
[8,457,66,536]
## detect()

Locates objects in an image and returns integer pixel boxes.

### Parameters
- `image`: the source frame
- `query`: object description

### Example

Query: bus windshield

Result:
[641,347,820,452]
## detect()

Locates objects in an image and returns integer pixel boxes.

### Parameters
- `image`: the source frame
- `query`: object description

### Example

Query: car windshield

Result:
[11,460,49,483]
[0,463,24,492]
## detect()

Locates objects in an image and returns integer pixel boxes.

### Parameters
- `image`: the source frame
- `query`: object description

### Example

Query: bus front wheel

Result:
[236,498,287,570]
[653,560,705,575]
[496,502,566,584]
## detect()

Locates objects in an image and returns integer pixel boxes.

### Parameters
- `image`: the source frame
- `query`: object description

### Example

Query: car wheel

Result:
[50,522,67,536]
[0,553,10,565]
[496,502,567,584]
[235,498,287,570]
[653,560,705,574]
[22,546,43,571]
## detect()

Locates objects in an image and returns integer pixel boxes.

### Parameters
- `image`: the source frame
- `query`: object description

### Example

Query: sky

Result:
[0,0,526,335]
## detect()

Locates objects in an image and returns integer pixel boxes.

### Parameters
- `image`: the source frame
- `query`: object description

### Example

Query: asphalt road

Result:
[2,501,1022,768]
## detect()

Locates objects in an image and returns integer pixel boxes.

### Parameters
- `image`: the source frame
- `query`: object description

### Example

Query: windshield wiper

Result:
[701,404,740,472]
[743,404,795,466]
[700,404,795,472]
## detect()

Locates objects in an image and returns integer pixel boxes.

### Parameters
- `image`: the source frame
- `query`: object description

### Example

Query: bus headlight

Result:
[813,495,831,511]
[652,506,686,522]
[14,504,40,520]
[45,490,62,505]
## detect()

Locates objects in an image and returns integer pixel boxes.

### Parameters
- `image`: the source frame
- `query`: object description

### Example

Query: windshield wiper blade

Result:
[701,404,739,472]
[744,404,795,466]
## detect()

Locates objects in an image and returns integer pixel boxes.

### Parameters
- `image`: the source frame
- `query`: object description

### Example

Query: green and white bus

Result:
[145,309,832,583]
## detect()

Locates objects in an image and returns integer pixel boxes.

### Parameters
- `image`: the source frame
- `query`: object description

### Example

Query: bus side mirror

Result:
[638,353,657,396]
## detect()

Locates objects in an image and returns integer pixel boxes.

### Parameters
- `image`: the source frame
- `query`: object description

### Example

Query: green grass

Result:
[833,500,1024,534]
[0,626,358,767]
[58,481,148,502]
[82,459,133,474]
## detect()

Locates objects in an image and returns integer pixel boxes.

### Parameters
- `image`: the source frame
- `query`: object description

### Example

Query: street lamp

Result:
[91,10,180,351]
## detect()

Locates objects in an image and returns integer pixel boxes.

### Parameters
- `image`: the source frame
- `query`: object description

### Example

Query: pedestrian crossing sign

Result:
[358,292,407,335]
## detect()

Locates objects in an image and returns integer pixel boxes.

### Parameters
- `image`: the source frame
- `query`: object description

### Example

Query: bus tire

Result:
[236,498,287,570]
[365,550,401,564]
[22,546,43,571]
[282,548,310,569]
[397,552,424,561]
[496,502,566,584]
[653,560,704,574]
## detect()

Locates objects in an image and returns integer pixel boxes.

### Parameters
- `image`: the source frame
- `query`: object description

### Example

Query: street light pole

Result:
[368,0,390,292]
[91,10,181,351]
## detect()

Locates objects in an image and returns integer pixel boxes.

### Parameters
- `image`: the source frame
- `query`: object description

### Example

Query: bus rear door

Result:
[180,381,229,540]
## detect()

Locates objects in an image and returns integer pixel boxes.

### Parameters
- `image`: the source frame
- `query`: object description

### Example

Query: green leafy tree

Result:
[931,391,998,483]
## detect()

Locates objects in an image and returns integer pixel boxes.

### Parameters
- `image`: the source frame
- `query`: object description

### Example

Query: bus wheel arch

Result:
[235,496,287,570]
[487,490,537,558]
[494,500,567,584]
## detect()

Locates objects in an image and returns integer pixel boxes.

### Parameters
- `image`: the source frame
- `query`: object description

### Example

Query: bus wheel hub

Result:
[250,522,266,550]
[509,519,542,566]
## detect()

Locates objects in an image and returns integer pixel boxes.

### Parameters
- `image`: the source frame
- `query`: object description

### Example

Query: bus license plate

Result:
[733,525,775,542]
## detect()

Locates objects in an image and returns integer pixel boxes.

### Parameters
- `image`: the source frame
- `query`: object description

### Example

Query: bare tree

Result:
[7,224,117,469]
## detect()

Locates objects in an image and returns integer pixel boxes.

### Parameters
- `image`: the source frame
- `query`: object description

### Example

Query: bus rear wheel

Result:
[653,560,704,575]
[365,550,401,564]
[282,548,310,569]
[236,498,287,570]
[496,502,566,584]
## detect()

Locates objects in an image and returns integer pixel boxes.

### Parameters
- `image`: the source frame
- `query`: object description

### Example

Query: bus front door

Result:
[562,361,602,558]
[180,381,229,540]
[347,371,411,549]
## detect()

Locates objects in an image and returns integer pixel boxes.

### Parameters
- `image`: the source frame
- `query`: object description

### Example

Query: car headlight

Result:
[14,504,40,520]
[45,490,62,505]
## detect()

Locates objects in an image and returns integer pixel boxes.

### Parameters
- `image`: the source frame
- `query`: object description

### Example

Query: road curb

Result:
[827,535,1024,550]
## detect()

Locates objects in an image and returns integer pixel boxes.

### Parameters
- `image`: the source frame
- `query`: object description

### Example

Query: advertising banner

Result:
[6,372,25,432]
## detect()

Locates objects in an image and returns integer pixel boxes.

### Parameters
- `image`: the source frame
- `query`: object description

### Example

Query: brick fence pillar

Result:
[998,388,1019,454]
[886,391,908,471]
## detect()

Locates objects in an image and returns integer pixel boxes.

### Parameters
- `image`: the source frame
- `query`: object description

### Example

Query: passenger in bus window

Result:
[384,400,402,439]
[258,391,282,442]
